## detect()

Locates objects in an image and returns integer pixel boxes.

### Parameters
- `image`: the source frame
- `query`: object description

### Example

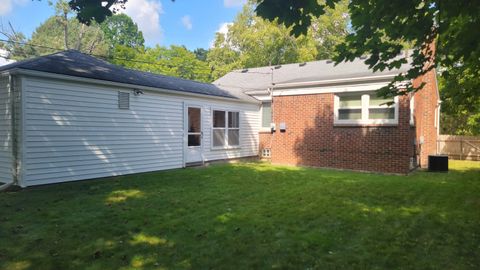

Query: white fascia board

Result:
[273,74,397,89]
[8,68,258,104]
[252,95,272,101]
[273,81,391,96]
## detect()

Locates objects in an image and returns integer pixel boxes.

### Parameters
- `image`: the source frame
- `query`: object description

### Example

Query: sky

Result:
[0,0,246,50]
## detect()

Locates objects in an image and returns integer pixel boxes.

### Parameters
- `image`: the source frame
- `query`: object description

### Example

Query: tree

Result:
[29,16,109,56]
[100,14,144,50]
[255,0,480,100]
[193,48,209,62]
[439,66,480,135]
[0,22,35,60]
[68,0,127,25]
[206,2,348,80]
[112,45,212,83]
[27,0,109,56]
[308,1,349,60]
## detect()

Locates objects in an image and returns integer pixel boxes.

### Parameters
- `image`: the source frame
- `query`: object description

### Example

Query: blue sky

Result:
[0,0,246,50]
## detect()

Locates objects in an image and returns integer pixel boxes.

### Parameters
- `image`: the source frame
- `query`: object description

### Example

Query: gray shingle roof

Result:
[214,55,412,92]
[0,50,246,100]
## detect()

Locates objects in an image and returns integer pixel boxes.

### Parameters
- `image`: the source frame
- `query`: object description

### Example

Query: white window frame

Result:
[211,109,241,150]
[334,92,399,125]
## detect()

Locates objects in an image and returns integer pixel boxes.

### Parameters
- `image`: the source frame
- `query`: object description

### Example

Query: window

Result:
[261,102,272,128]
[338,94,362,120]
[368,95,395,120]
[335,92,398,124]
[212,110,240,147]
[262,148,271,158]
[188,107,201,147]
[118,91,130,109]
[228,111,240,146]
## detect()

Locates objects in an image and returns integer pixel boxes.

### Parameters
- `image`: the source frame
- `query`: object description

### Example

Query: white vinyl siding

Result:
[21,76,260,186]
[0,75,13,183]
[22,77,185,185]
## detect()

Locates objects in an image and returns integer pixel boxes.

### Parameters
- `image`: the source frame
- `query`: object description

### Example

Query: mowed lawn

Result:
[0,161,479,270]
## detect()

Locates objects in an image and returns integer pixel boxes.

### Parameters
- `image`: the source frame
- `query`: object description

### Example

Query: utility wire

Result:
[0,38,274,76]
[0,38,214,71]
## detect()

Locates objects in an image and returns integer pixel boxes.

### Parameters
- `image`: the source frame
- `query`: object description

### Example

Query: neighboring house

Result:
[215,54,440,174]
[0,49,15,66]
[0,50,439,187]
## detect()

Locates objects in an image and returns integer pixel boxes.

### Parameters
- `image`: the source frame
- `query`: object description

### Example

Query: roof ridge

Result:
[67,50,220,88]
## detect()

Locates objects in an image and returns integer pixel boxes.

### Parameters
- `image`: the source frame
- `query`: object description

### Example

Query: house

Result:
[215,54,440,174]
[0,50,260,187]
[0,50,439,187]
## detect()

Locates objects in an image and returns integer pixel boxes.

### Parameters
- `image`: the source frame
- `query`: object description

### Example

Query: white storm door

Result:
[185,106,203,163]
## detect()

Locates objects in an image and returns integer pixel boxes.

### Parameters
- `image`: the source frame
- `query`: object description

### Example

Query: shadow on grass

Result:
[1,162,479,269]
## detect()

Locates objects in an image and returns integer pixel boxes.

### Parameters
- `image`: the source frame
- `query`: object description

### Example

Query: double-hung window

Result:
[334,91,398,125]
[212,110,240,148]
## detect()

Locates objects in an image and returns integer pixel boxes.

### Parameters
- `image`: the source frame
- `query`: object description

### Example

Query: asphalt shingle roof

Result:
[214,54,412,92]
[0,50,245,100]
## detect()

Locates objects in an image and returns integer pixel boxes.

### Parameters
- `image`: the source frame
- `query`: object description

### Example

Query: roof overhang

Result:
[245,74,409,101]
[272,73,398,89]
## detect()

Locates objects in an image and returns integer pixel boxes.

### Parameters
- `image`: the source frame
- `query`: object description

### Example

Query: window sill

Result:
[259,128,272,133]
[334,120,398,127]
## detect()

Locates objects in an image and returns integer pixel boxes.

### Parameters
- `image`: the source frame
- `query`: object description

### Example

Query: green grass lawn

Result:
[1,161,479,270]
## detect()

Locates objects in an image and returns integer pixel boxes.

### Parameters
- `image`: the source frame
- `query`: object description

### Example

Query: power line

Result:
[0,39,216,72]
[0,38,274,77]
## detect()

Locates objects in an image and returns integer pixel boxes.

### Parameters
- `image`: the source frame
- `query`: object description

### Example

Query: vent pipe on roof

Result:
[299,62,307,67]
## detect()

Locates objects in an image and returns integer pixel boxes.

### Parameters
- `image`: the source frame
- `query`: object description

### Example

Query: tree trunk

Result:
[62,13,69,50]
[75,24,86,50]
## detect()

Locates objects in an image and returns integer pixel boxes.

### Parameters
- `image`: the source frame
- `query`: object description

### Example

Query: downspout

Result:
[436,101,442,154]
[434,70,441,154]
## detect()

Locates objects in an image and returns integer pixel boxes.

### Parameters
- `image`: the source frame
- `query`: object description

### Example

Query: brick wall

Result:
[413,68,440,167]
[259,93,414,174]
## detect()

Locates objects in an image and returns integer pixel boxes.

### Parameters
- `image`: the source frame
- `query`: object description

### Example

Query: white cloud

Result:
[223,0,246,8]
[119,0,163,45]
[0,0,13,16]
[209,22,233,48]
[217,22,232,36]
[0,0,28,15]
[181,15,192,30]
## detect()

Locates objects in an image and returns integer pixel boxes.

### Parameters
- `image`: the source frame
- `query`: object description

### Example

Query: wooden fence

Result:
[437,135,480,161]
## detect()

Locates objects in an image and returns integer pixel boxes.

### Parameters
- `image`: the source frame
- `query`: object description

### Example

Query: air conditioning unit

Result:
[428,155,448,172]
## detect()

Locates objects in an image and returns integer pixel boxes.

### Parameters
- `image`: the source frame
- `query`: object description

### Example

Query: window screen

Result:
[213,110,226,127]
[368,95,395,120]
[338,94,362,120]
